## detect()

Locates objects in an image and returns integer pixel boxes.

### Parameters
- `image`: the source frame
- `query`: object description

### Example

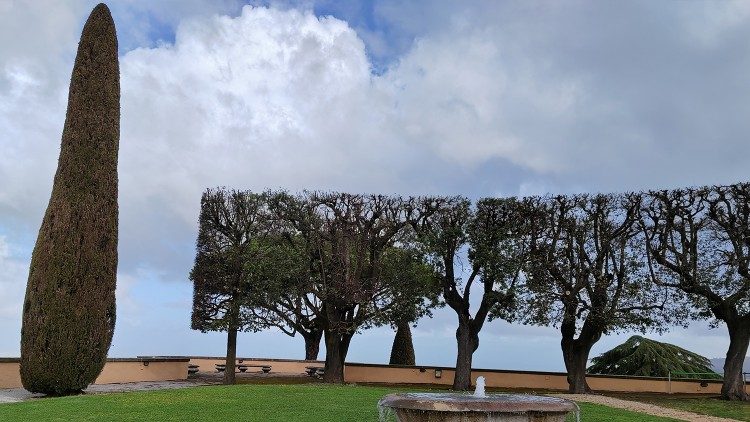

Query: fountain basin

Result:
[378,393,577,422]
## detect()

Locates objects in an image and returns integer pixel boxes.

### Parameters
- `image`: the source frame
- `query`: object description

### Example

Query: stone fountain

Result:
[378,377,577,421]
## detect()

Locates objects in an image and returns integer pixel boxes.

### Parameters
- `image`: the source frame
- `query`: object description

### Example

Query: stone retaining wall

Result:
[186,357,745,395]
[0,357,189,389]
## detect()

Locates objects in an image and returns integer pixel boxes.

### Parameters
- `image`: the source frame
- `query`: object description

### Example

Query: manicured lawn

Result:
[0,384,680,421]
[609,393,750,422]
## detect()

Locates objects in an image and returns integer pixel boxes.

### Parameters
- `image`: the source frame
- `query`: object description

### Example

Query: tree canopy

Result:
[188,182,750,400]
[410,196,525,390]
[191,189,443,382]
[642,184,750,400]
[514,193,684,393]
[190,189,275,383]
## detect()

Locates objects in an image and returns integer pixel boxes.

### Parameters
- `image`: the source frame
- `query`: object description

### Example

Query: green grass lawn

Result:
[0,384,681,421]
[607,393,750,422]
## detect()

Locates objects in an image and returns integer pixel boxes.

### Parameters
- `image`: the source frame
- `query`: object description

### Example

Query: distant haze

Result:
[711,358,750,374]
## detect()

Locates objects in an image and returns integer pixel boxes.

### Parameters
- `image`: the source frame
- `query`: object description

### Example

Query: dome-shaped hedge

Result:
[588,335,720,379]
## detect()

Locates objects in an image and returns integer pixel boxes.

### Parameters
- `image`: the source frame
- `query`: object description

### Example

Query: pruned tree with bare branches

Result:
[190,189,273,384]
[643,184,750,401]
[410,197,525,390]
[272,191,423,383]
[521,193,680,393]
[243,226,325,361]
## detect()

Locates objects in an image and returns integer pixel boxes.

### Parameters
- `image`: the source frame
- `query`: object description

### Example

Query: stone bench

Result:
[240,364,272,373]
[305,366,324,378]
[215,363,271,373]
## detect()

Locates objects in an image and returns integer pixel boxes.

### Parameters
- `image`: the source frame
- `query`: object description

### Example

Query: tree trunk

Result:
[453,319,478,391]
[389,321,416,366]
[323,330,352,383]
[223,327,238,385]
[562,337,594,394]
[304,329,323,361]
[721,320,750,401]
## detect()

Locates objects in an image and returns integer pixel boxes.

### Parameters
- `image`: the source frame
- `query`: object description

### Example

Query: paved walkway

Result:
[0,379,208,404]
[555,393,742,422]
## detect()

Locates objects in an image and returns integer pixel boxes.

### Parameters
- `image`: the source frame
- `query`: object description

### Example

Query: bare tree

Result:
[253,289,325,361]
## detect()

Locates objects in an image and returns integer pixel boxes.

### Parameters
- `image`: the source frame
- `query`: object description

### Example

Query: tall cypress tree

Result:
[389,321,416,365]
[20,3,119,396]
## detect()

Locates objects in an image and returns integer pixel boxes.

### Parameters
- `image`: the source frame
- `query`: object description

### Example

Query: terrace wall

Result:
[1,355,745,396]
[342,362,739,395]
[0,357,189,389]
[188,357,746,396]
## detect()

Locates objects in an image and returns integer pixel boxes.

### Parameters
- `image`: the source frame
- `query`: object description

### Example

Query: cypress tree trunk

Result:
[453,318,478,391]
[389,321,416,366]
[20,3,119,396]
[721,319,750,401]
[303,329,323,361]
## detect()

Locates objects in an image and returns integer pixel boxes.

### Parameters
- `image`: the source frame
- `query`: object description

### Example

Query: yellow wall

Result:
[188,357,746,395]
[2,355,745,396]
[342,363,741,395]
[0,359,188,389]
[0,361,21,389]
[95,360,188,384]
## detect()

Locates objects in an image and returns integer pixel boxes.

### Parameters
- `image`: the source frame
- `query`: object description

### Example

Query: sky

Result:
[1,0,749,371]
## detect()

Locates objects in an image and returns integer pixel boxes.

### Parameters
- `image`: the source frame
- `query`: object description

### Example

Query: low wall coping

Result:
[184,356,324,364]
[342,362,725,383]
[174,356,724,384]
[111,357,190,363]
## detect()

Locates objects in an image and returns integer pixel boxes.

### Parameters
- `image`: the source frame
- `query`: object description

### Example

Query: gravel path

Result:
[554,393,742,422]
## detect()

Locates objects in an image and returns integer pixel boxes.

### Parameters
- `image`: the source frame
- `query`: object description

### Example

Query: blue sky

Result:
[1,0,749,371]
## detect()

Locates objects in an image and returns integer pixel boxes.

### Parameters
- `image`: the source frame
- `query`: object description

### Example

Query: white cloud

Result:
[680,1,750,48]
[380,28,583,172]
[116,6,403,277]
[120,6,380,215]
[0,1,86,65]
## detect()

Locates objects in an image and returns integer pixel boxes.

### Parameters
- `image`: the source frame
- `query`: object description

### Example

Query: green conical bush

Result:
[588,336,720,379]
[389,321,416,366]
[20,3,119,395]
